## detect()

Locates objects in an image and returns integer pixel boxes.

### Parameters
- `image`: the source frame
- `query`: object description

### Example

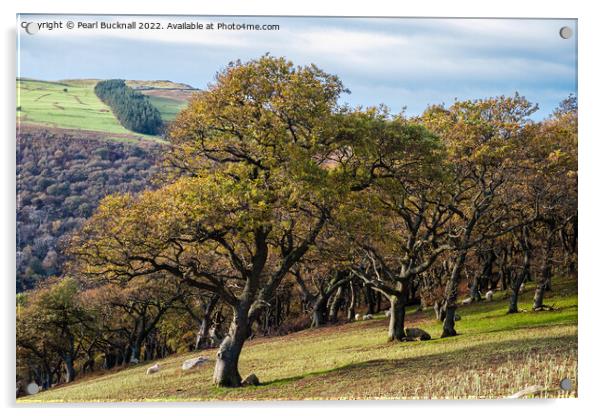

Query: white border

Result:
[2,1,601,415]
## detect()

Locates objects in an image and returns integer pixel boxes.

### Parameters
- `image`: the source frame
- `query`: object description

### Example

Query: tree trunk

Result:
[533,225,554,310]
[213,308,249,387]
[194,320,209,350]
[509,226,531,314]
[130,339,142,362]
[532,285,545,310]
[470,276,482,302]
[387,294,406,341]
[40,362,52,389]
[365,285,376,315]
[441,305,457,337]
[44,370,52,390]
[471,250,495,301]
[441,249,467,338]
[63,355,76,383]
[508,286,521,314]
[310,295,328,328]
[434,300,446,322]
[566,215,578,276]
[105,350,115,368]
[346,281,356,321]
[328,286,344,323]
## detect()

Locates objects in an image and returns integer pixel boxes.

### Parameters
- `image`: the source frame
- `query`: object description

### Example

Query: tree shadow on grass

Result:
[261,334,577,393]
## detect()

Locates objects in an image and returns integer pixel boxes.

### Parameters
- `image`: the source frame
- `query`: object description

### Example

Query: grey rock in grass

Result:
[485,290,494,301]
[506,385,545,399]
[242,373,260,386]
[405,328,431,341]
[146,363,160,375]
[182,356,209,371]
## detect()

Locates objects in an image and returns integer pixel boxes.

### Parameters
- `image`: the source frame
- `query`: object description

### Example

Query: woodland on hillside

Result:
[16,57,577,393]
[16,133,160,291]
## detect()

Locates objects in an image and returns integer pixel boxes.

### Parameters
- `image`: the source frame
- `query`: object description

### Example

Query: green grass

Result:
[16,78,187,140]
[18,278,577,402]
[17,79,135,134]
[147,95,187,121]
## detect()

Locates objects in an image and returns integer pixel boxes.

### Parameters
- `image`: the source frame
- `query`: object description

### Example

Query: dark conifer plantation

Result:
[94,80,164,135]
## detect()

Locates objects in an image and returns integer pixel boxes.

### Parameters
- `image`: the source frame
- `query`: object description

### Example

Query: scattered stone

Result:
[182,356,209,371]
[385,310,391,318]
[242,373,260,386]
[506,385,545,399]
[404,327,431,341]
[129,357,139,364]
[26,382,40,395]
[146,363,160,375]
[362,314,373,320]
[454,314,461,321]
[485,290,494,301]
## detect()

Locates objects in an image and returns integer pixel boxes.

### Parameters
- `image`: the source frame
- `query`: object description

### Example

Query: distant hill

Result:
[15,78,197,290]
[17,78,197,140]
[125,80,196,90]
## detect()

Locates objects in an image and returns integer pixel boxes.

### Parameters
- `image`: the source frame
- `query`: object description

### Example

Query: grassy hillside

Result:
[147,95,188,121]
[18,278,577,402]
[17,78,192,139]
[17,79,132,134]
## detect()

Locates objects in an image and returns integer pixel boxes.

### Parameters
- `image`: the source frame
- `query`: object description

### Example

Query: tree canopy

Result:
[17,57,577,393]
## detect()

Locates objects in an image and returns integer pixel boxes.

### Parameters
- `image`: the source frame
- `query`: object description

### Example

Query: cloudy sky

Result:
[17,15,577,119]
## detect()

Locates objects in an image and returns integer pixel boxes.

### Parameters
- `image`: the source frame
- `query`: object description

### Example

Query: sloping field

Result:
[17,79,135,135]
[18,278,577,402]
[16,78,192,139]
[146,95,188,121]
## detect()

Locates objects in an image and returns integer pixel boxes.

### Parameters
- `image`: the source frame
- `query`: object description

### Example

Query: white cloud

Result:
[18,15,576,118]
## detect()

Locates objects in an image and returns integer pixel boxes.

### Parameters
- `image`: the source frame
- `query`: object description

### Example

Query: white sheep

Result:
[146,363,160,375]
[485,290,494,301]
[354,313,361,321]
[362,314,373,320]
